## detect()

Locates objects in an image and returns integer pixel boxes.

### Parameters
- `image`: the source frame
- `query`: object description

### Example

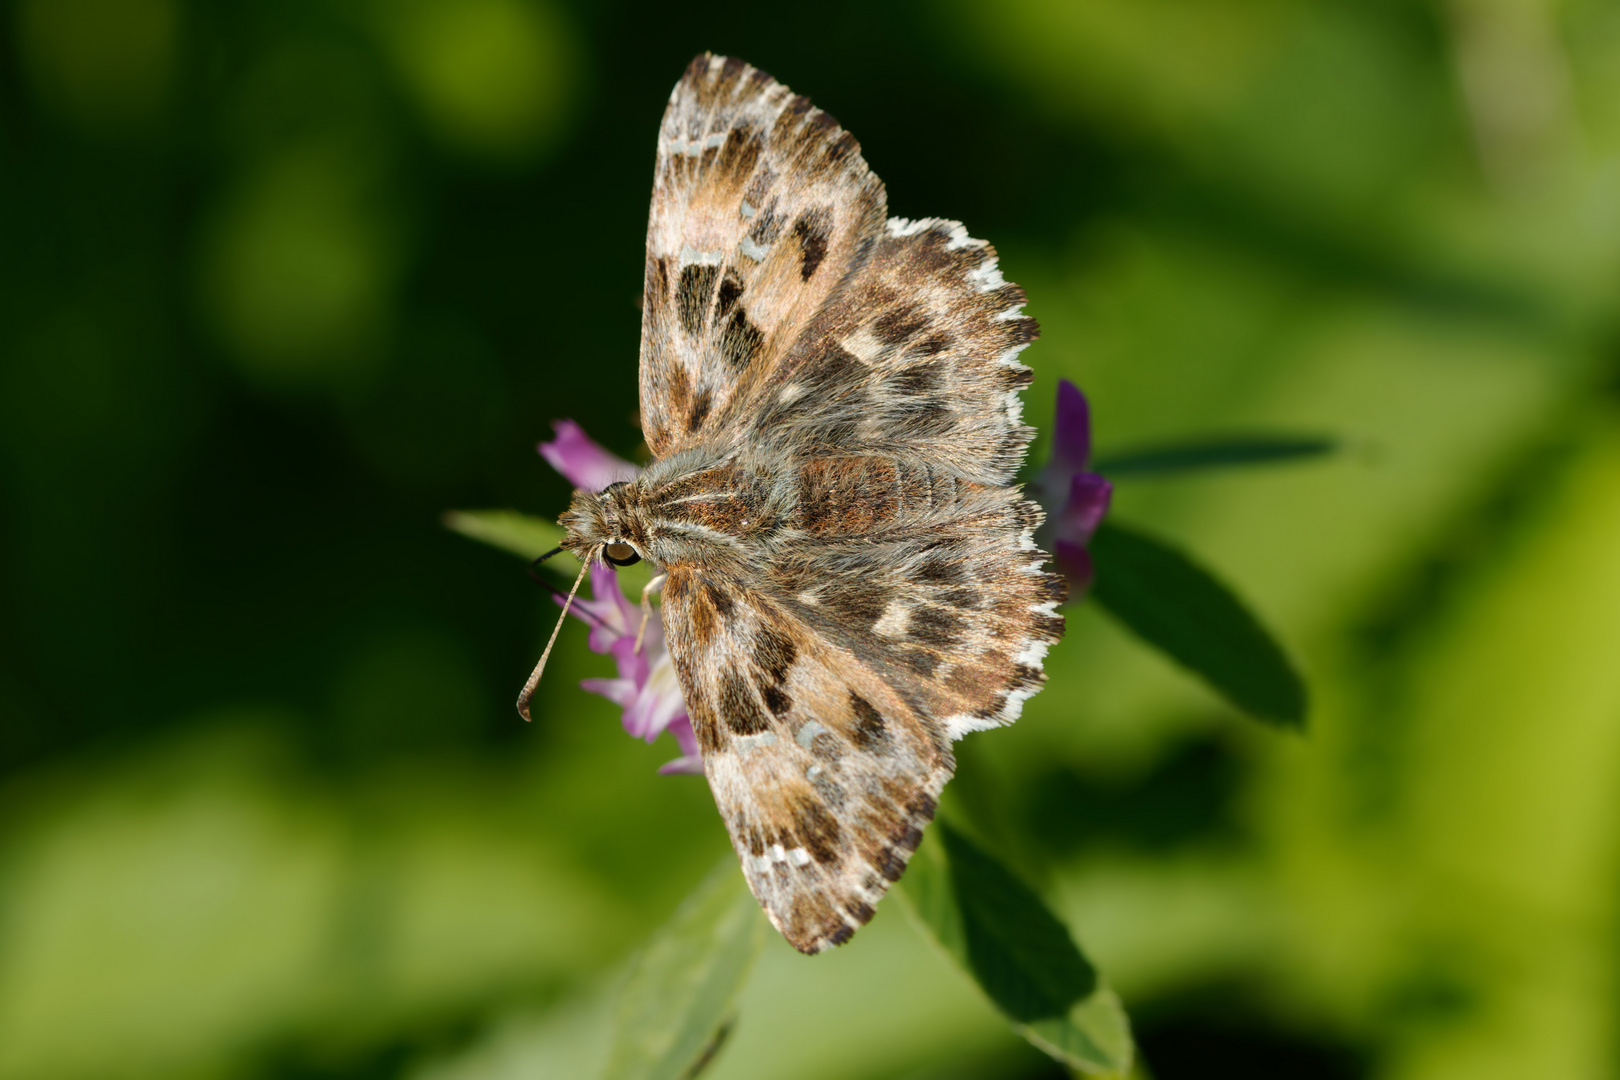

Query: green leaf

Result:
[444,509,575,565]
[445,508,652,598]
[900,822,1134,1077]
[1088,520,1307,727]
[602,859,767,1080]
[1093,435,1338,478]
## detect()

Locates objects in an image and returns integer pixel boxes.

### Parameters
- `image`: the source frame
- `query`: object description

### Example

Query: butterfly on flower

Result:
[522,54,1067,954]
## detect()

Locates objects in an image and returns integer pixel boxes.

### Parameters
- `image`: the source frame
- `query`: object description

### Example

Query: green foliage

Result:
[1089,520,1307,726]
[901,823,1133,1076]
[444,509,571,564]
[1093,435,1338,477]
[603,860,766,1080]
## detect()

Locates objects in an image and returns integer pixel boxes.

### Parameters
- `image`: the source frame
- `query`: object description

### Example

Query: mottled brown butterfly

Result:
[523,54,1065,954]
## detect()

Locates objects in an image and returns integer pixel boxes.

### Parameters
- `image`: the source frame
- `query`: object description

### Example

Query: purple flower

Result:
[1036,380,1113,590]
[538,419,639,494]
[538,422,700,775]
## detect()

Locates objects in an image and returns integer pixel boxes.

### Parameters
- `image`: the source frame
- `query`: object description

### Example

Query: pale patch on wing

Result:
[872,602,910,638]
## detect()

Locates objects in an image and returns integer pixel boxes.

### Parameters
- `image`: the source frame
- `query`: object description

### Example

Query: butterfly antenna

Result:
[516,554,591,721]
[526,546,609,632]
[527,545,564,579]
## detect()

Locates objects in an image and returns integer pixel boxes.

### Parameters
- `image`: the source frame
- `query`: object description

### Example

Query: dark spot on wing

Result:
[916,551,967,584]
[716,272,743,319]
[874,305,928,345]
[898,649,940,677]
[849,692,891,753]
[825,923,856,947]
[719,669,770,735]
[687,387,713,433]
[941,587,982,610]
[703,578,736,619]
[791,210,830,281]
[791,793,843,865]
[720,308,764,372]
[677,264,719,335]
[910,606,964,649]
[761,683,792,717]
[753,625,798,685]
[916,332,951,355]
[888,360,943,396]
[822,582,886,625]
[717,126,764,181]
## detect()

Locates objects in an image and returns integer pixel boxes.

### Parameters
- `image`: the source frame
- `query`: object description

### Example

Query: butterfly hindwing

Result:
[659,568,951,953]
[753,218,1042,485]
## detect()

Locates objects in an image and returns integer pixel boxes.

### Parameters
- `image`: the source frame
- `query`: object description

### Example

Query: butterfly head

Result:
[559,479,650,569]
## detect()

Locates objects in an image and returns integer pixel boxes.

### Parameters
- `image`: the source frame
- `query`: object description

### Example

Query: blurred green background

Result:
[4,0,1620,1077]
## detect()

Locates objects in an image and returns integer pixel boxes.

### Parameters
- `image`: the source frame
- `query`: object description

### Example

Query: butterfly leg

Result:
[634,572,667,655]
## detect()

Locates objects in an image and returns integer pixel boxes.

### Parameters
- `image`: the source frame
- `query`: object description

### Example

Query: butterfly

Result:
[525,54,1066,954]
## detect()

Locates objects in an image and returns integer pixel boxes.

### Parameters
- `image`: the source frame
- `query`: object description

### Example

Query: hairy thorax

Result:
[558,447,777,572]
[558,445,997,573]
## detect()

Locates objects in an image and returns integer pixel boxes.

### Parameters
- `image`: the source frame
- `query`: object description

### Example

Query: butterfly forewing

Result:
[640,54,885,457]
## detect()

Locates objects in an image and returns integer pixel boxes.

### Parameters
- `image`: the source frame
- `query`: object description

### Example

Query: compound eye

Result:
[602,542,640,567]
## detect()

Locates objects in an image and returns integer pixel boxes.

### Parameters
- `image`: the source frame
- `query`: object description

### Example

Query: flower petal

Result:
[1057,472,1113,547]
[667,714,699,758]
[623,652,687,740]
[539,419,638,493]
[580,677,638,708]
[567,563,635,642]
[1054,537,1096,591]
[1050,379,1094,473]
[657,753,705,776]
[657,714,702,774]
